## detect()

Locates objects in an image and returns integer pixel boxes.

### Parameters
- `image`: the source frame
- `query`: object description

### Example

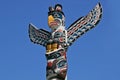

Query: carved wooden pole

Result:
[29,3,102,80]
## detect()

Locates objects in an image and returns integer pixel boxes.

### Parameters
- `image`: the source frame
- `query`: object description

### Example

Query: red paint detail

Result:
[77,24,81,28]
[59,38,63,42]
[63,52,67,59]
[81,21,86,24]
[47,62,53,67]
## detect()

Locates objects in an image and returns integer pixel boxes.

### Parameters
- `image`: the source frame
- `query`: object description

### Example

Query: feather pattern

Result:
[67,3,102,46]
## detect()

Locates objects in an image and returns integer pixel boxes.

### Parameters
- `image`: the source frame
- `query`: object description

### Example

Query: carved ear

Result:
[55,4,62,11]
[49,6,54,12]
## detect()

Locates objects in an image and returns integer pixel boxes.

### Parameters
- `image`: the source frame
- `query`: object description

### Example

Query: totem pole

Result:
[29,3,102,80]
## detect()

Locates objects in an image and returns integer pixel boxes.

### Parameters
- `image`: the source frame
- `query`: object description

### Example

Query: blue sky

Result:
[0,0,120,80]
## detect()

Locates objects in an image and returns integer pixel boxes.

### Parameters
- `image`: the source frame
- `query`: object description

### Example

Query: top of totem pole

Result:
[48,4,65,31]
[29,2,102,47]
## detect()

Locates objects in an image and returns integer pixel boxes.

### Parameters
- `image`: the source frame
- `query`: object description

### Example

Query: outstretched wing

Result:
[29,23,51,47]
[67,3,102,46]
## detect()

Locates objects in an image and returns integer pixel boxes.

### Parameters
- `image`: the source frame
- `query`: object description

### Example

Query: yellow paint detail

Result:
[51,43,58,51]
[48,15,54,26]
[46,43,59,53]
[46,44,52,53]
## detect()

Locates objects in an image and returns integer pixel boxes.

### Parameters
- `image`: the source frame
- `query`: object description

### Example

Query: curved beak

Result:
[48,15,55,26]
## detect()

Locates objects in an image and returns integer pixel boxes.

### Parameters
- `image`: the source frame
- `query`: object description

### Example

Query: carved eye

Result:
[57,60,67,68]
[54,13,60,18]
[51,52,61,59]
[53,12,62,19]
[54,32,63,38]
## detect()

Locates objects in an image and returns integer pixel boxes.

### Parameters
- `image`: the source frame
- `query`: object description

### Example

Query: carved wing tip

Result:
[29,23,39,30]
[98,2,101,6]
[97,2,103,12]
[28,23,37,43]
[29,23,33,29]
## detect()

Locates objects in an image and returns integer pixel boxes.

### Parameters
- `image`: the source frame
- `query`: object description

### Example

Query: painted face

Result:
[48,11,65,31]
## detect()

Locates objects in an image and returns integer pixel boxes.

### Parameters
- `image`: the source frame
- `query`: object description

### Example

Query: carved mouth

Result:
[50,21,58,27]
[49,19,61,28]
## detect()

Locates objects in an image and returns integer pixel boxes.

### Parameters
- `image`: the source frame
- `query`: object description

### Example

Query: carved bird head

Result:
[48,4,65,31]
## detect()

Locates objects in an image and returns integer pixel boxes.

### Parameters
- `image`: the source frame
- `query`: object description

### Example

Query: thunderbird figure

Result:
[29,3,102,80]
